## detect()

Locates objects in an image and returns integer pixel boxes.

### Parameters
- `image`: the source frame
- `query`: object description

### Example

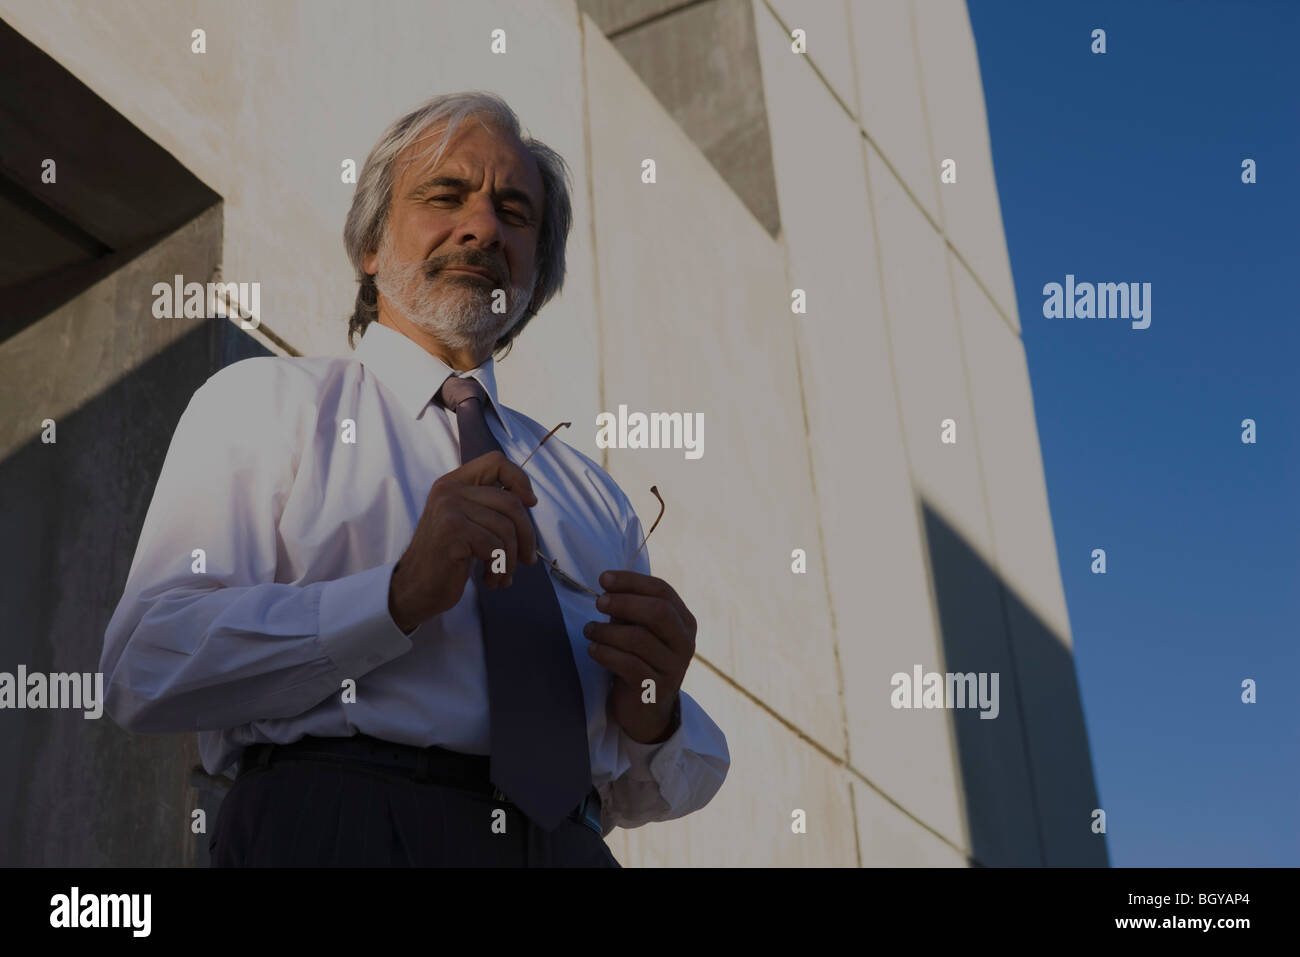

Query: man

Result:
[100,90,729,867]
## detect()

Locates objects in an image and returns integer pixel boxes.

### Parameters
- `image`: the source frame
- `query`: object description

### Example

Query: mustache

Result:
[419,255,500,283]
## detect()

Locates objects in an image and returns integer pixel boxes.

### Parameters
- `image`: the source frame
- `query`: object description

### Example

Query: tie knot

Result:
[438,373,487,412]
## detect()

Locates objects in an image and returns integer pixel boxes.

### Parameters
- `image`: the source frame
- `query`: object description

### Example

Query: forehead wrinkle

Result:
[397,115,515,187]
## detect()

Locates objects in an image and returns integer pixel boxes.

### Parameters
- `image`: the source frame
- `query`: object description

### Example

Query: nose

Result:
[453,192,505,254]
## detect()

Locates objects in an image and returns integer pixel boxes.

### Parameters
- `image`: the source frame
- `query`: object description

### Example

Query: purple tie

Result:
[436,373,592,832]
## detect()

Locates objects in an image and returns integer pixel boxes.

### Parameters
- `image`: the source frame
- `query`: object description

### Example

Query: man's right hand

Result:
[387,451,538,633]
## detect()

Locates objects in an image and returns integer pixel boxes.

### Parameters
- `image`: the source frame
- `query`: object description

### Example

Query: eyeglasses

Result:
[518,421,663,598]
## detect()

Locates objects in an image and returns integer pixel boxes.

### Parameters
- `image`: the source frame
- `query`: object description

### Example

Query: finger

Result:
[582,621,677,674]
[585,640,662,687]
[457,486,537,564]
[462,451,537,506]
[594,593,690,654]
[459,502,519,583]
[448,512,513,588]
[598,570,695,634]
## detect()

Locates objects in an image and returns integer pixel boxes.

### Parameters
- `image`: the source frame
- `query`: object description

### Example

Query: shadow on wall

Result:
[921,500,1109,867]
[0,317,271,866]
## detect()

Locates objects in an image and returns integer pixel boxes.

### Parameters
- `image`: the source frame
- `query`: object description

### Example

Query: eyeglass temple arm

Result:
[633,486,664,558]
[519,421,571,469]
[522,422,664,578]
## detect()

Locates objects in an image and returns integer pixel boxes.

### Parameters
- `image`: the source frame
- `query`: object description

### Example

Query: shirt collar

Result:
[353,321,513,439]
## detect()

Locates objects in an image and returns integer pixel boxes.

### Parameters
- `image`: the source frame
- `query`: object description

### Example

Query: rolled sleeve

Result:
[600,690,730,834]
[620,706,692,808]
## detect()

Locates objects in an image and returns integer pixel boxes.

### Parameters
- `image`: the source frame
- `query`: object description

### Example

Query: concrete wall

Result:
[580,0,783,237]
[0,0,1106,865]
[0,205,223,864]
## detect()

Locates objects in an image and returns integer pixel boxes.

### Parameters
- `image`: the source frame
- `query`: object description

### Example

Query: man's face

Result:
[365,118,544,361]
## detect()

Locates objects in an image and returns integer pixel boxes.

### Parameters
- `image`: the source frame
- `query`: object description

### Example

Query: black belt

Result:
[237,733,602,836]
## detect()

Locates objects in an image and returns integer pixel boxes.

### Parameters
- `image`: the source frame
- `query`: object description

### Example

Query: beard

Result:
[372,231,536,359]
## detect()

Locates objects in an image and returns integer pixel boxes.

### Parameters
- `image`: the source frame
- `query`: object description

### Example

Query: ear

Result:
[362,247,378,275]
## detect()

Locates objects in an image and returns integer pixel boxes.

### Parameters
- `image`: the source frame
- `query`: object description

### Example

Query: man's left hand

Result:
[583,570,696,744]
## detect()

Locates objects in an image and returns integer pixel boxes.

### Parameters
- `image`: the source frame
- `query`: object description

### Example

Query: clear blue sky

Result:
[966,0,1299,866]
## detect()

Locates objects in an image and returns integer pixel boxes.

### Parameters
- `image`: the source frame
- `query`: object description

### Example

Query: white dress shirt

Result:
[100,320,729,835]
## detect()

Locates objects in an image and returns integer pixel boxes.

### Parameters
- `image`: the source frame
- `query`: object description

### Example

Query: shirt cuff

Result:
[317,559,415,678]
[620,697,693,808]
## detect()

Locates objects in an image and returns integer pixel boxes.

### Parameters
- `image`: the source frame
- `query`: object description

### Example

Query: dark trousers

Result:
[210,756,622,867]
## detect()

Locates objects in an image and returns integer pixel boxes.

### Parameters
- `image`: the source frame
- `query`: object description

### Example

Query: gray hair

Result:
[343,91,573,358]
